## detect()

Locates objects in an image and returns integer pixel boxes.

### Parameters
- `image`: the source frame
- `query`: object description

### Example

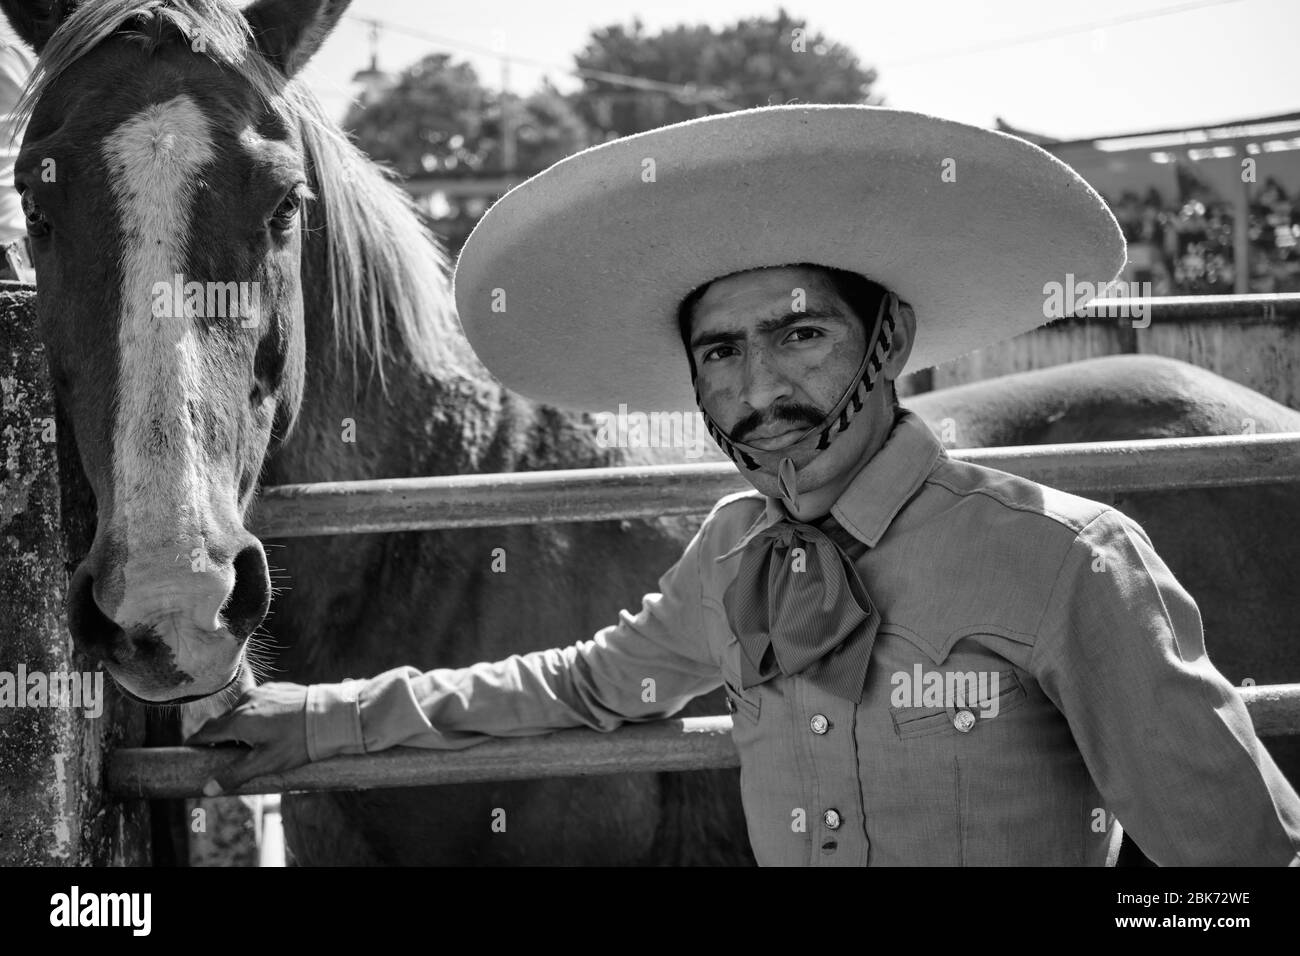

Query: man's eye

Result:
[701,346,735,364]
[787,327,823,343]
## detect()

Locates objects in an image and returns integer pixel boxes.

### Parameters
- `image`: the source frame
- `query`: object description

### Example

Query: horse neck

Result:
[263,200,507,487]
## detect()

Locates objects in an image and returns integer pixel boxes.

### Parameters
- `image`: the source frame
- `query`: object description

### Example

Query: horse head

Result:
[1,0,353,706]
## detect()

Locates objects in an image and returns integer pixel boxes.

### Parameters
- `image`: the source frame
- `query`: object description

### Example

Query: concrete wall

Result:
[0,284,150,865]
[900,312,1300,411]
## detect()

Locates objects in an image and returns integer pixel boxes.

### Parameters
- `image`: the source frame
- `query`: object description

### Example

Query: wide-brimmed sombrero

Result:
[452,104,1125,413]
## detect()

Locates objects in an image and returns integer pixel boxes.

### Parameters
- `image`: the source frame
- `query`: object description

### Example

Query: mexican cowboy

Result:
[191,105,1300,866]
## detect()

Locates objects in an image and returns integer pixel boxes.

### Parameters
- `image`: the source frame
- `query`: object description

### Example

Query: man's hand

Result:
[186,682,311,796]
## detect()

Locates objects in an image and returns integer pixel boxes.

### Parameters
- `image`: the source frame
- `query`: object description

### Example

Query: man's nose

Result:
[740,348,793,411]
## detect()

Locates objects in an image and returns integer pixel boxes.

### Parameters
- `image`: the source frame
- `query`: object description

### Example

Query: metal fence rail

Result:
[107,683,1300,798]
[1068,292,1300,323]
[248,433,1300,539]
[106,427,1300,800]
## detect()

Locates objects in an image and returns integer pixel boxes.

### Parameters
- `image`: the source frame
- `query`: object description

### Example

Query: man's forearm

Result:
[305,530,723,763]
[305,649,623,761]
[305,628,719,761]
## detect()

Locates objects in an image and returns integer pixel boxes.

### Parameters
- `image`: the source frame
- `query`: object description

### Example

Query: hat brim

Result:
[453,104,1126,413]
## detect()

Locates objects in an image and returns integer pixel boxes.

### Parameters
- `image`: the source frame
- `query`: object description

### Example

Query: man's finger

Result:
[185,711,249,746]
[206,747,282,796]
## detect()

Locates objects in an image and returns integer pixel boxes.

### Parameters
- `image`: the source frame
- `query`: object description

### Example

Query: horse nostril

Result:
[67,561,121,659]
[221,542,271,639]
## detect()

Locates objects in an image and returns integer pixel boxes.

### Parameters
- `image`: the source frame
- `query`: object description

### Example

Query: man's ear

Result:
[243,0,350,79]
[0,0,79,54]
[883,299,916,381]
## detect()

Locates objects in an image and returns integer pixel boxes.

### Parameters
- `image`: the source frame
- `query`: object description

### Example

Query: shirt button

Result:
[953,709,976,733]
[809,714,829,735]
[823,809,842,830]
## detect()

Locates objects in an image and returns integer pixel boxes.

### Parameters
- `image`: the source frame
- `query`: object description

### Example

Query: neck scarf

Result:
[722,511,879,702]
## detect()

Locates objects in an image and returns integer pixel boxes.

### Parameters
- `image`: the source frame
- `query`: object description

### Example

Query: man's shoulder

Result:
[698,488,767,546]
[927,452,1120,542]
[705,488,766,522]
[913,455,1167,643]
[922,454,1167,604]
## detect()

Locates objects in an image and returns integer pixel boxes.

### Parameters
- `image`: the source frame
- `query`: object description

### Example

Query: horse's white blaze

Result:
[102,96,233,656]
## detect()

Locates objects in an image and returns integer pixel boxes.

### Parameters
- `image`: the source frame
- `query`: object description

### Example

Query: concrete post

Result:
[0,283,150,865]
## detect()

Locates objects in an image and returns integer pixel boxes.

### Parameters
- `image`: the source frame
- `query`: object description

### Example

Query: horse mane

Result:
[9,0,472,390]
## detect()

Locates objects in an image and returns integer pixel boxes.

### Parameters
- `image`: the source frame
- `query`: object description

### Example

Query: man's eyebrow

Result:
[689,307,848,352]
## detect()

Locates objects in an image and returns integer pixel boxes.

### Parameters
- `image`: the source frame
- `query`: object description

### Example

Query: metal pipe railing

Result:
[1067,292,1300,323]
[246,433,1300,539]
[108,684,1300,798]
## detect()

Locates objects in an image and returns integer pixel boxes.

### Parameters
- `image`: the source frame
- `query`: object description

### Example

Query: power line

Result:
[342,1,1244,110]
[881,0,1247,68]
[341,13,740,111]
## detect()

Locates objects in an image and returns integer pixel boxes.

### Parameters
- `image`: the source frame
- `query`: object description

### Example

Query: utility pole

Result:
[500,57,516,173]
[351,20,391,108]
[1234,173,1251,294]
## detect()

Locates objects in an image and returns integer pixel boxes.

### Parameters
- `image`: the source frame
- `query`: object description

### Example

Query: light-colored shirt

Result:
[305,409,1300,866]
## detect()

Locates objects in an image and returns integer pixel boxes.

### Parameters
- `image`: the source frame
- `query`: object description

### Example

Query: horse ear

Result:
[0,0,80,54]
[243,0,351,78]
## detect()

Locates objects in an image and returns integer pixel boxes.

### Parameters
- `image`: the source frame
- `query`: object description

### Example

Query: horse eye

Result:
[20,188,49,236]
[270,188,302,230]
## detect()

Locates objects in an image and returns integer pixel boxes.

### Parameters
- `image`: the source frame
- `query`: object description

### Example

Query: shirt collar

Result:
[715,409,945,561]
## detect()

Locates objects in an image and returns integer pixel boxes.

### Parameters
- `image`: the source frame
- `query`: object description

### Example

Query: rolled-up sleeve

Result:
[1031,508,1300,865]
[305,520,723,761]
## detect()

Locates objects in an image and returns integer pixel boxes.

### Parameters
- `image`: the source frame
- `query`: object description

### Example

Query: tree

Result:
[338,13,882,254]
[343,54,589,177]
[571,8,881,139]
[344,53,492,177]
[512,79,592,172]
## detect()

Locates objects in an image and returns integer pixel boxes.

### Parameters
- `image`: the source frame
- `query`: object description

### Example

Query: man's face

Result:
[687,265,887,497]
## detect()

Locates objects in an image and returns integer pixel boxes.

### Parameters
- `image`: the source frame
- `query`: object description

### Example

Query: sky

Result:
[294,0,1299,138]
[0,0,1292,138]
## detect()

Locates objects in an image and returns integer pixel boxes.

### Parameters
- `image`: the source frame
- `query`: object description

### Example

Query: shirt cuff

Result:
[305,680,366,762]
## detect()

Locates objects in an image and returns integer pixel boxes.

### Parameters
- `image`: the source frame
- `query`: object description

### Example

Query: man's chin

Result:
[742,450,825,494]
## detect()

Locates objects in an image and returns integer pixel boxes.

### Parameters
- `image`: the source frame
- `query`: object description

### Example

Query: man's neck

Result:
[783,409,900,522]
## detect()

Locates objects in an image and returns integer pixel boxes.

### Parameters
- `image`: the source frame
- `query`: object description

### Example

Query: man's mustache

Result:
[731,403,826,443]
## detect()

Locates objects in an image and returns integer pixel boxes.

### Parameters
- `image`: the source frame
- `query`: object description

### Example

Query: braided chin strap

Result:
[694,291,898,511]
